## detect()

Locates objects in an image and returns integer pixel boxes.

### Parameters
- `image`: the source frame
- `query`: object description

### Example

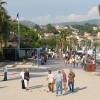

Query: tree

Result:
[0,0,7,24]
[80,39,92,48]
[69,36,78,50]
[32,24,41,31]
[40,36,57,49]
[0,0,11,59]
[10,21,40,48]
[59,29,72,52]
[72,24,98,36]
[98,4,100,15]
[46,24,58,34]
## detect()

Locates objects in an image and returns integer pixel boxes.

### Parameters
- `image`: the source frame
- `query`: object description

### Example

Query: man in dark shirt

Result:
[68,69,75,92]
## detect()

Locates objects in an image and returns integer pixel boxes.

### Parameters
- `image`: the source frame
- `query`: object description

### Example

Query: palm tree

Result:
[98,4,100,15]
[58,29,72,55]
[0,0,6,50]
[69,36,78,50]
[0,0,7,25]
[0,0,11,59]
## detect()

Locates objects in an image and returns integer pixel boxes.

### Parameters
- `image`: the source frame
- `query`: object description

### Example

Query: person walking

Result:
[68,69,75,92]
[47,70,55,92]
[75,55,79,68]
[20,69,25,89]
[3,65,8,81]
[24,69,30,90]
[62,70,67,94]
[54,71,63,95]
[69,57,73,68]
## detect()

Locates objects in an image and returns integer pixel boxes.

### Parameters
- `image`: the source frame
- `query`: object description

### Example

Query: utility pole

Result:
[94,40,96,67]
[17,13,20,59]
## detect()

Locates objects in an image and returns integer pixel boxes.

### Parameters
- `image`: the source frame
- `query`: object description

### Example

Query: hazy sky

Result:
[5,0,100,24]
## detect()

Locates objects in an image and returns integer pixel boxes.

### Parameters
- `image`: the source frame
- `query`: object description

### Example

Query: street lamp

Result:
[16,13,20,59]
[93,39,96,66]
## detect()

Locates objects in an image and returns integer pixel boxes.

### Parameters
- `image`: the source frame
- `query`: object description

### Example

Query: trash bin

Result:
[84,64,96,72]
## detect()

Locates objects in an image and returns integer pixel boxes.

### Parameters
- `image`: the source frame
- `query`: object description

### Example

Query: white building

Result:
[97,32,100,39]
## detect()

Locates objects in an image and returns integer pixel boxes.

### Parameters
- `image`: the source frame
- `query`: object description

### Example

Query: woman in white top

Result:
[47,70,54,92]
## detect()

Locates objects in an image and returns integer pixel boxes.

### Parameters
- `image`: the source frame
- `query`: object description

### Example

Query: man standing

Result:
[3,65,8,81]
[20,69,25,89]
[54,71,63,95]
[24,69,30,90]
[68,69,75,92]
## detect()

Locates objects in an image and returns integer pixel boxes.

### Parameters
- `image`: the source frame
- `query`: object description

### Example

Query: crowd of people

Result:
[63,52,95,68]
[1,51,95,96]
[19,68,76,96]
[47,69,75,95]
[19,68,75,96]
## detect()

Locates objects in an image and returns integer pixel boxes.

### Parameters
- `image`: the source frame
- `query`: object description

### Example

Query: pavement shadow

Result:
[16,68,47,73]
[46,62,60,65]
[47,66,66,71]
[30,85,44,90]
[0,62,17,68]
[30,73,46,78]
[31,68,47,73]
[0,73,46,82]
[0,86,8,89]
[0,77,20,82]
[95,73,100,76]
[63,86,87,95]
[74,86,87,92]
[0,72,18,76]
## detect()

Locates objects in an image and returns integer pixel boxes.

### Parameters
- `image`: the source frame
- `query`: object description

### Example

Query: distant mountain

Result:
[20,20,35,28]
[20,19,100,27]
[54,19,100,26]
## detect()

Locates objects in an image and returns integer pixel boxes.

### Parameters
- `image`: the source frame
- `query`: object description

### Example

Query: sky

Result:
[4,0,100,25]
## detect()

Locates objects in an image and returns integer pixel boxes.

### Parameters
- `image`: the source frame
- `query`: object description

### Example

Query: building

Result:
[84,32,91,37]
[97,32,100,39]
[43,33,54,38]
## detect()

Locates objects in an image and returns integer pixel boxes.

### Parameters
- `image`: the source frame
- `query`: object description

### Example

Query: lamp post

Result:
[94,39,96,66]
[17,13,20,58]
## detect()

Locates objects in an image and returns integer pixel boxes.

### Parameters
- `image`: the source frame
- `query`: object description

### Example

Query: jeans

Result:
[56,81,62,94]
[68,81,74,92]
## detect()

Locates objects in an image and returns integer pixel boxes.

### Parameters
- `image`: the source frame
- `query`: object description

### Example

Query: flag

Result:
[16,13,19,21]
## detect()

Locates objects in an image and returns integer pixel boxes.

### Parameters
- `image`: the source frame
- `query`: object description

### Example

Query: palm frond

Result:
[98,4,100,15]
[1,1,7,4]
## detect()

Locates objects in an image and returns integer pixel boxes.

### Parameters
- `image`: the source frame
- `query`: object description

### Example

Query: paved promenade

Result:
[0,60,100,100]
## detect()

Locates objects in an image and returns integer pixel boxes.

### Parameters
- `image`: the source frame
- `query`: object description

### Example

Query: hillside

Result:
[53,19,100,26]
[20,20,35,28]
[20,19,100,27]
